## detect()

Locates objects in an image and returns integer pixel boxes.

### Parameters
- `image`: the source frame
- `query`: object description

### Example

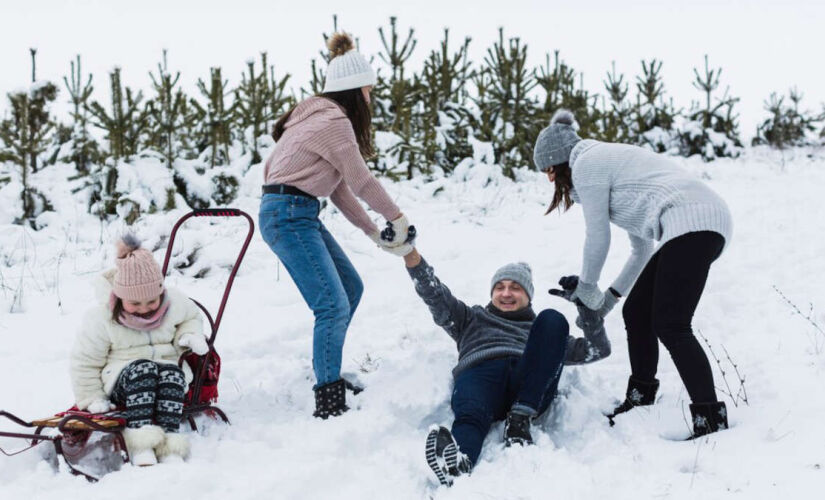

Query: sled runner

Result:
[0,208,254,482]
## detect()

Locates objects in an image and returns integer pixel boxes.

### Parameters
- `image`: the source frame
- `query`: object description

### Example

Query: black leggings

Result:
[622,231,725,403]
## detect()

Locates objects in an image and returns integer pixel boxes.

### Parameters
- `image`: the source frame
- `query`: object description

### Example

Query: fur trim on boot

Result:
[122,425,165,466]
[156,431,190,462]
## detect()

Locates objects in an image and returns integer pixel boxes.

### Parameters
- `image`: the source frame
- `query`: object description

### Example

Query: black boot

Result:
[503,411,533,447]
[689,401,728,438]
[425,426,471,486]
[607,376,659,426]
[313,379,349,419]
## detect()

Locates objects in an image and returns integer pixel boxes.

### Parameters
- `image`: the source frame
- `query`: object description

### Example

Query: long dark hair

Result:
[272,88,375,159]
[545,162,574,215]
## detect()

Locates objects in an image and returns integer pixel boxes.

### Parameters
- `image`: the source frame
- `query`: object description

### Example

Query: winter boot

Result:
[425,426,472,487]
[156,431,190,463]
[313,379,349,419]
[688,401,729,438]
[503,411,534,447]
[122,425,165,467]
[606,376,659,426]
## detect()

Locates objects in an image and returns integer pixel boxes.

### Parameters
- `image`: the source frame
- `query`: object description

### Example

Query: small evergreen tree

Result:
[0,49,57,224]
[61,55,100,174]
[268,64,293,129]
[753,88,821,149]
[145,50,197,168]
[88,67,148,161]
[534,51,600,141]
[419,29,473,173]
[600,61,633,143]
[678,55,742,160]
[634,59,679,152]
[191,67,234,167]
[474,28,538,177]
[234,52,276,165]
[373,16,421,179]
[87,67,148,217]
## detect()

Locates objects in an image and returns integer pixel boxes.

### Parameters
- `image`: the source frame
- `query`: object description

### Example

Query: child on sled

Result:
[70,235,209,466]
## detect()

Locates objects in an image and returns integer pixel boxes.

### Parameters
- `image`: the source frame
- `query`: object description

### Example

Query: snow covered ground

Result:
[1,146,824,499]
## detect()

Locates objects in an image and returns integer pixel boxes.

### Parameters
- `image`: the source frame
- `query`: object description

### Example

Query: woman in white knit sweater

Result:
[70,235,209,465]
[534,110,733,438]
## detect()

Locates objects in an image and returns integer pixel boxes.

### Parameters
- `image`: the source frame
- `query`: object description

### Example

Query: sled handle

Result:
[161,208,255,341]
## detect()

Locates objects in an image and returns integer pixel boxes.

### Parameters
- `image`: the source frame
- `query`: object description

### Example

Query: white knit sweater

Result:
[569,140,733,295]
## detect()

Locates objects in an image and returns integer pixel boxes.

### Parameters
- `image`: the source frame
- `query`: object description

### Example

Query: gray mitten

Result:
[572,281,605,311]
[575,303,604,332]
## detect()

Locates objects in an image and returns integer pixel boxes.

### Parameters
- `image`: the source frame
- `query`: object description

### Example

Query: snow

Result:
[2,147,825,498]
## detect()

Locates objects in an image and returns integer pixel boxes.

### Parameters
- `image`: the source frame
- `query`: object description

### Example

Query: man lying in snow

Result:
[395,247,611,486]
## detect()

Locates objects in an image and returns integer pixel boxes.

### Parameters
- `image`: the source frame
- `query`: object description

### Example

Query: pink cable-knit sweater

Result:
[263,96,401,235]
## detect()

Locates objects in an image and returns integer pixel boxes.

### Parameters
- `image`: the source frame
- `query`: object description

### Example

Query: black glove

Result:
[548,275,581,305]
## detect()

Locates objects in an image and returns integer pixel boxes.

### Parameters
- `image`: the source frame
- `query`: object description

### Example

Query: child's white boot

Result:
[122,425,164,467]
[156,431,190,463]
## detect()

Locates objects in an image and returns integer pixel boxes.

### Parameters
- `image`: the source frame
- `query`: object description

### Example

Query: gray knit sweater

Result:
[569,140,733,295]
[408,258,610,377]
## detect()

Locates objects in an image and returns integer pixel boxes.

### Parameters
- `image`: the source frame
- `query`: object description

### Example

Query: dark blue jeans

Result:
[259,193,364,388]
[450,309,569,465]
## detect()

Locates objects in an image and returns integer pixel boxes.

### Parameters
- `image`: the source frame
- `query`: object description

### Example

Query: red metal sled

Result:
[0,208,254,482]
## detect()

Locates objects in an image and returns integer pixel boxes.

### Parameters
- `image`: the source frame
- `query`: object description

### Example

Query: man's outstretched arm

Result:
[403,248,472,341]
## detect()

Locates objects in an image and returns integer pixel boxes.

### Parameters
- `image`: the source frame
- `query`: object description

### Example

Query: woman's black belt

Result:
[262,184,317,199]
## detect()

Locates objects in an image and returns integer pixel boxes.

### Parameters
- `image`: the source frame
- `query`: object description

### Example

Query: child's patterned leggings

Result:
[110,359,186,431]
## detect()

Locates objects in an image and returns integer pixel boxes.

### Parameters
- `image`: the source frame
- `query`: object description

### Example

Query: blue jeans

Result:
[259,193,364,388]
[450,309,569,464]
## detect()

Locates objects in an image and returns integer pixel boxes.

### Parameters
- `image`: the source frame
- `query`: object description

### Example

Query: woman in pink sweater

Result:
[260,32,415,419]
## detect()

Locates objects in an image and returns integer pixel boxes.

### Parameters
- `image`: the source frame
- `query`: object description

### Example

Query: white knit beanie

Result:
[323,32,376,93]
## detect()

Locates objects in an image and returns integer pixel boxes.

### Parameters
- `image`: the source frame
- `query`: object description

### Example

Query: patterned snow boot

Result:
[313,379,349,419]
[607,376,659,426]
[689,401,729,438]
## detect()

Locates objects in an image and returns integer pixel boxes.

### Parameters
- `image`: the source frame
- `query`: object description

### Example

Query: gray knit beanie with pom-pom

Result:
[533,109,582,171]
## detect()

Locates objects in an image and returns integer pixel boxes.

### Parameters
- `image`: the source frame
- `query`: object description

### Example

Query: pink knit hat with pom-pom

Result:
[112,234,164,301]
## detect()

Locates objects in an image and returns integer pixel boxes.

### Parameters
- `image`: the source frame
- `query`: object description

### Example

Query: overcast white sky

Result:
[1,0,822,136]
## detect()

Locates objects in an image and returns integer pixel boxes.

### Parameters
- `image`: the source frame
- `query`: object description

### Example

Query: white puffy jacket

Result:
[70,269,204,410]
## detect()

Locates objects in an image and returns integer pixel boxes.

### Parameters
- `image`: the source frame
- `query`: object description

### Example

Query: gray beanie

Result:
[533,109,582,171]
[490,262,534,300]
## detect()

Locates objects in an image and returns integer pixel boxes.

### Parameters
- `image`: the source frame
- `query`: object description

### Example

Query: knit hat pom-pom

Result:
[550,108,578,129]
[116,233,142,259]
[327,32,355,59]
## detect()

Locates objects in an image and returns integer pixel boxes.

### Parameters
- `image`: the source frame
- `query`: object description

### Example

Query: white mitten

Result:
[87,399,115,414]
[379,214,410,247]
[380,241,415,257]
[179,333,210,355]
[368,230,382,246]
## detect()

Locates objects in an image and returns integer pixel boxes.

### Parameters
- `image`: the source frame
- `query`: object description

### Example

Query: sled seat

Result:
[30,413,123,431]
